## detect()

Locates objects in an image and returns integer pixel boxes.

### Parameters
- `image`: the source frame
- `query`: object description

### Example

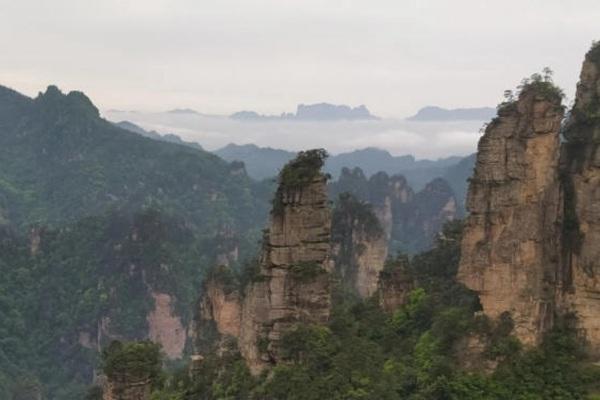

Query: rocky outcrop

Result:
[560,46,600,354]
[377,256,413,312]
[102,377,151,400]
[394,178,457,253]
[332,193,387,298]
[457,82,564,346]
[239,150,332,374]
[330,168,457,253]
[146,292,186,359]
[195,265,242,354]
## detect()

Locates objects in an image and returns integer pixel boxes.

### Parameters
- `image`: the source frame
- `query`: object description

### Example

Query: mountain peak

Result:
[407,106,495,121]
[35,85,99,118]
[230,102,378,121]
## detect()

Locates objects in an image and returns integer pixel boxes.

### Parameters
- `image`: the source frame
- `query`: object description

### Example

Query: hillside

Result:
[407,106,496,121]
[213,144,472,197]
[0,85,272,398]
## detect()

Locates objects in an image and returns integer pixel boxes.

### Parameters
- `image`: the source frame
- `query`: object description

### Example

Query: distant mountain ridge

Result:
[214,142,470,184]
[230,102,378,121]
[407,106,496,121]
[115,120,204,150]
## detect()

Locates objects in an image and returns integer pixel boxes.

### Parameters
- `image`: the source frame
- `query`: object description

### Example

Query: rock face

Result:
[195,266,242,354]
[457,84,564,346]
[102,377,151,400]
[146,292,186,359]
[239,163,332,374]
[560,47,600,354]
[378,257,414,312]
[329,167,457,253]
[331,193,387,298]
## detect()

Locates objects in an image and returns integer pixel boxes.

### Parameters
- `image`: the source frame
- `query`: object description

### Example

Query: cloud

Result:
[104,110,485,159]
[2,0,600,117]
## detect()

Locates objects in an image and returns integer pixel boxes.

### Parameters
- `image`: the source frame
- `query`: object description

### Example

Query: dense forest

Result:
[95,221,600,400]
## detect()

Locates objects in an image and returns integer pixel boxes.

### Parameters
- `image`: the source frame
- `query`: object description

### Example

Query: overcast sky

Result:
[2,0,600,118]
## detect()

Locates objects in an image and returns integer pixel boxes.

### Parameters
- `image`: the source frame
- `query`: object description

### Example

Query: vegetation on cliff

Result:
[0,85,272,399]
[497,68,565,115]
[272,149,329,214]
[119,221,600,399]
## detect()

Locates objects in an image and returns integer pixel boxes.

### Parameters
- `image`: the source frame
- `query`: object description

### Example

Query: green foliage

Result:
[152,220,600,399]
[278,149,329,190]
[498,68,565,114]
[332,192,383,240]
[0,86,273,399]
[204,264,240,295]
[102,340,162,382]
[587,40,600,64]
[289,261,327,282]
[273,149,329,214]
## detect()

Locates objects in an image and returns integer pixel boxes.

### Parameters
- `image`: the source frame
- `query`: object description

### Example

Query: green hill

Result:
[0,85,271,399]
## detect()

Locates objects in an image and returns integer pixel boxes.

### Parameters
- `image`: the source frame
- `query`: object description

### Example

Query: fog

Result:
[104,110,485,159]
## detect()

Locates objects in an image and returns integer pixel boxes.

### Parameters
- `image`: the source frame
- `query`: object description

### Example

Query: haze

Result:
[2,0,600,157]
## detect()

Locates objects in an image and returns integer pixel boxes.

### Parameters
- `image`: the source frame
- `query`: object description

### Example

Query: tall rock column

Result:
[561,45,600,354]
[239,150,332,374]
[331,193,388,298]
[457,85,564,346]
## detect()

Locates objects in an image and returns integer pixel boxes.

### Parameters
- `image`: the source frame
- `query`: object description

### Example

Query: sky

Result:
[2,0,600,158]
[2,0,600,117]
[105,109,485,158]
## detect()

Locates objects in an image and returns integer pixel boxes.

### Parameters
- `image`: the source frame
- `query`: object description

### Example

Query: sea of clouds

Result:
[103,110,487,160]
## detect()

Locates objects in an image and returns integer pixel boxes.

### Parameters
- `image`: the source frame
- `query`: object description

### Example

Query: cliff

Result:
[560,45,600,354]
[377,255,414,312]
[101,341,160,400]
[331,193,388,298]
[238,150,333,374]
[329,168,457,253]
[457,79,565,346]
[195,265,242,355]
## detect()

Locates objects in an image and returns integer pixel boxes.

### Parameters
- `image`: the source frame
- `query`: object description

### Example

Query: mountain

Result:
[324,147,462,183]
[441,153,476,212]
[115,120,204,150]
[0,84,272,398]
[407,106,496,121]
[167,108,201,115]
[80,45,600,400]
[329,168,458,253]
[213,144,470,195]
[459,44,600,355]
[230,102,378,121]
[213,143,295,180]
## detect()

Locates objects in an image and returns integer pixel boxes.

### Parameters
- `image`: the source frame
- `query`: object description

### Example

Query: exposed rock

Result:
[239,151,332,374]
[332,193,387,298]
[457,83,564,346]
[102,377,151,400]
[29,226,43,256]
[330,168,457,253]
[394,178,457,253]
[195,265,242,354]
[377,256,414,312]
[146,292,186,359]
[560,46,600,354]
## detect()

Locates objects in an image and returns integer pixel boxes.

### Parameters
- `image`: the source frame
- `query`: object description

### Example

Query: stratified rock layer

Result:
[329,168,457,253]
[195,266,242,355]
[457,87,564,346]
[239,176,332,374]
[146,292,186,359]
[331,194,388,298]
[378,258,414,312]
[561,50,600,354]
[102,377,151,400]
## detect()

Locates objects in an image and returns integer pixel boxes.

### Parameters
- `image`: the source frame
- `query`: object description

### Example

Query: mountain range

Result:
[407,106,496,121]
[230,102,378,121]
